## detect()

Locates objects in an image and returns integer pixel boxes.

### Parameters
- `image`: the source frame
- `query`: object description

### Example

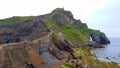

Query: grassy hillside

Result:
[39,11,89,44]
[61,23,90,44]
[42,16,91,44]
[0,16,36,25]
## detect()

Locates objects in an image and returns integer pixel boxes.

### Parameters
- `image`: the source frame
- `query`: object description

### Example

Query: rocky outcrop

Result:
[51,8,110,45]
[86,41,105,48]
[73,19,88,29]
[0,36,65,68]
[52,8,88,29]
[52,9,74,26]
[0,8,114,68]
[0,8,110,45]
[51,32,73,52]
[0,18,49,44]
[90,31,110,45]
[49,32,74,59]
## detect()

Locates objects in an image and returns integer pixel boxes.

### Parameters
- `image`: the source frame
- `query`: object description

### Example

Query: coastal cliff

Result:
[0,8,110,45]
[0,8,118,68]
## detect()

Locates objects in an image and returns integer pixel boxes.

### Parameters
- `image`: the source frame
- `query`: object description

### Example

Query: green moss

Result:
[62,29,88,44]
[43,21,90,44]
[61,23,90,44]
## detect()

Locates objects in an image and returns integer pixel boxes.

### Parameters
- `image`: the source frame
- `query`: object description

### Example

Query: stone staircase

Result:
[40,38,61,64]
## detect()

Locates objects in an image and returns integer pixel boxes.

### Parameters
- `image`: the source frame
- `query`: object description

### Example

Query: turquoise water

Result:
[91,38,120,63]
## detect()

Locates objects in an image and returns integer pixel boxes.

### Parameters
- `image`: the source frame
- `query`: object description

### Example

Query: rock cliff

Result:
[0,8,114,68]
[0,8,110,45]
[0,18,49,44]
[90,30,110,45]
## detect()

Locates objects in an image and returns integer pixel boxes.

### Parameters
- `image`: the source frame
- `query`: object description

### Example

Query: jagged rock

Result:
[86,41,105,48]
[49,32,73,59]
[51,8,110,45]
[90,31,110,45]
[0,8,110,46]
[0,19,49,44]
[0,8,113,68]
[52,9,88,29]
[51,32,73,52]
[73,19,88,29]
[52,10,74,26]
[49,38,68,60]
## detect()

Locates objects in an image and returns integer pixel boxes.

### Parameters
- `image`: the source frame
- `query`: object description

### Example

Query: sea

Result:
[91,37,120,63]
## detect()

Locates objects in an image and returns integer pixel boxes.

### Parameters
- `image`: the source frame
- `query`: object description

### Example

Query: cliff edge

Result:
[0,8,115,68]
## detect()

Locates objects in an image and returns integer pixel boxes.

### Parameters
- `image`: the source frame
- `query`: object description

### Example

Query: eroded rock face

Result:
[52,10,74,26]
[73,20,88,29]
[51,8,110,45]
[49,32,73,59]
[52,9,88,30]
[52,32,73,52]
[0,8,112,68]
[90,31,110,45]
[86,41,105,48]
[0,19,49,44]
[0,8,110,46]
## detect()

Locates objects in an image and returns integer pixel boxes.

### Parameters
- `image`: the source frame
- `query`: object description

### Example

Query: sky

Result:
[0,0,120,37]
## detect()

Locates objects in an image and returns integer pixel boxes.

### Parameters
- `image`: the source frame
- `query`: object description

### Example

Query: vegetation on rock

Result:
[61,48,120,68]
[0,16,36,25]
[0,8,116,68]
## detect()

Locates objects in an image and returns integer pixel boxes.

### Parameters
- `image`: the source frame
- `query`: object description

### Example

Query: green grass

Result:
[61,23,90,44]
[62,29,88,44]
[0,16,36,25]
[41,10,62,31]
[42,20,90,44]
[73,49,85,55]
[41,10,91,44]
[61,64,72,68]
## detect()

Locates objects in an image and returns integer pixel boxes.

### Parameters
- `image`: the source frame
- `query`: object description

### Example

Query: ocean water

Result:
[91,38,120,63]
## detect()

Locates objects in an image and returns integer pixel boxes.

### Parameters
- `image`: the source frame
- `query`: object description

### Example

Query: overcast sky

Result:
[0,0,120,37]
